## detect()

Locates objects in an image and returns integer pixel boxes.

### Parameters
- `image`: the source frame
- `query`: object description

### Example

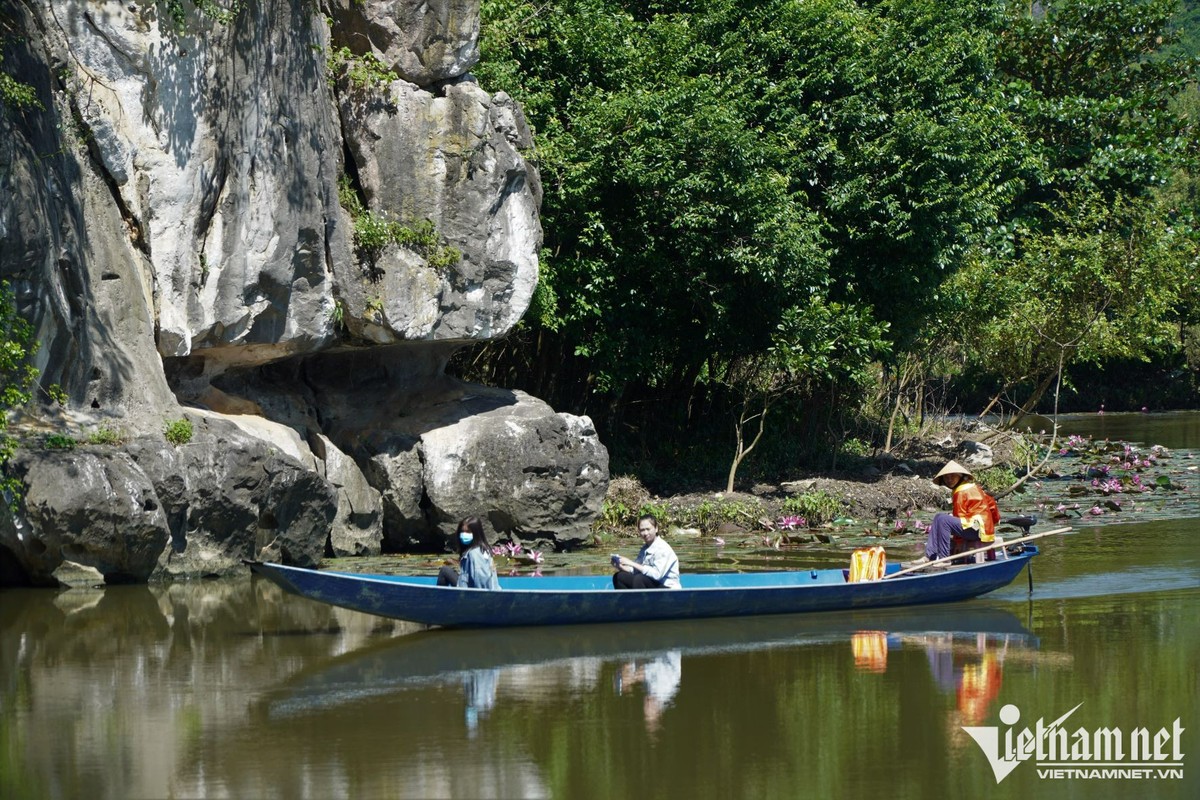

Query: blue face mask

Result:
[458,532,474,546]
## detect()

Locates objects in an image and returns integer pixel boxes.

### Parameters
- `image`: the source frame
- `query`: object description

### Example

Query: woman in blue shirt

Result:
[437,516,501,590]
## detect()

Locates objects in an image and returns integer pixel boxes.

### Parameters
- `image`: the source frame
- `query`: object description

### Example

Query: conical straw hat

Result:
[932,460,973,487]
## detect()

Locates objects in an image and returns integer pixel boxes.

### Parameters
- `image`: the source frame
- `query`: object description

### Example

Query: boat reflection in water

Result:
[848,628,1057,725]
[258,602,1054,737]
[913,632,1007,724]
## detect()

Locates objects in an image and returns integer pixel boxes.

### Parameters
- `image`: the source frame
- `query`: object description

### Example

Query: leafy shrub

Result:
[87,427,123,446]
[42,433,76,450]
[1014,433,1049,465]
[164,418,193,446]
[638,499,671,526]
[596,500,630,532]
[674,496,766,533]
[162,0,242,33]
[329,46,399,89]
[782,490,843,525]
[338,177,461,272]
[975,466,1018,494]
[47,384,68,406]
[338,174,365,216]
[595,475,650,532]
[1,280,38,507]
[692,499,720,530]
[330,298,346,331]
[352,211,396,256]
[840,437,871,457]
[352,212,461,271]
[364,295,384,323]
[0,57,42,111]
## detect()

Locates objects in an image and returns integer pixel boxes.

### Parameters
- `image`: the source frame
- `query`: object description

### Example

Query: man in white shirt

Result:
[612,514,681,589]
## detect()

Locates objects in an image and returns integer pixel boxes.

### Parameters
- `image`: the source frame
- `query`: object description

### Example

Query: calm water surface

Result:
[2,415,1198,799]
[1052,409,1200,449]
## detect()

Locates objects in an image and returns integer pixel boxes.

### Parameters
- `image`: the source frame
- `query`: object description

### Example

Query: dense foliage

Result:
[480,0,1023,366]
[461,0,1200,486]
[1,282,37,506]
[0,10,41,112]
[940,0,1200,414]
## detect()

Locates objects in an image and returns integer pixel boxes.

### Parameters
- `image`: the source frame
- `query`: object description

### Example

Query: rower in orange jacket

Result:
[911,460,1000,565]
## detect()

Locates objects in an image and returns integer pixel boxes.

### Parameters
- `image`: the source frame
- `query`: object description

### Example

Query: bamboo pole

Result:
[882,526,1072,580]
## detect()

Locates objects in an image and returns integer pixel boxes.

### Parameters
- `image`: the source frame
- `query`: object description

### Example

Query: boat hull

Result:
[248,547,1037,628]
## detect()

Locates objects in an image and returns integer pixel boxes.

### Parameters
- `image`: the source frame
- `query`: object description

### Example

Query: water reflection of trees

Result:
[0,579,416,799]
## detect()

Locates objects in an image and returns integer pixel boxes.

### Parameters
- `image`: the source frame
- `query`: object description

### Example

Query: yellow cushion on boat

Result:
[849,546,886,582]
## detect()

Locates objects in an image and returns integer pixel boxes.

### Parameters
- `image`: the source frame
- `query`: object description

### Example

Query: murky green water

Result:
[1051,409,1200,450]
[2,413,1198,799]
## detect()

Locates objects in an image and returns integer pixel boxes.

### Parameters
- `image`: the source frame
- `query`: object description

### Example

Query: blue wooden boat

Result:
[247,545,1037,629]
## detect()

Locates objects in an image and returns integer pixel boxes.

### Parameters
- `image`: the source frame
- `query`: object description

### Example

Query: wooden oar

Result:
[882,526,1072,580]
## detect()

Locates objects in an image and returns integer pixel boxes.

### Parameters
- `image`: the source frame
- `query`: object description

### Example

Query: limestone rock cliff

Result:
[0,0,608,586]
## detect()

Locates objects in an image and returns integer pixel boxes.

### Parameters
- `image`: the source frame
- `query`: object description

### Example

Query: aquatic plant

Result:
[1058,434,1091,455]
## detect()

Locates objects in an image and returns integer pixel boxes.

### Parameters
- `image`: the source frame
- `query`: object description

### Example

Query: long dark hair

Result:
[456,516,488,553]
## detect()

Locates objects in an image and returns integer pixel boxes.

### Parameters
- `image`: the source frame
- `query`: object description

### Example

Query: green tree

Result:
[723,299,889,491]
[769,0,1020,343]
[942,0,1200,418]
[476,0,832,422]
[948,193,1197,419]
[473,0,1019,457]
[997,0,1198,224]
